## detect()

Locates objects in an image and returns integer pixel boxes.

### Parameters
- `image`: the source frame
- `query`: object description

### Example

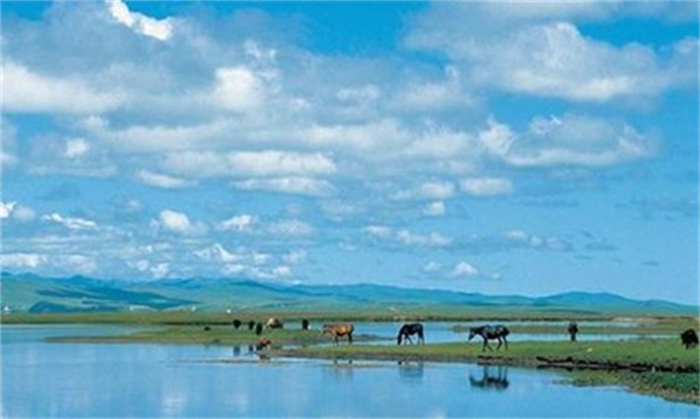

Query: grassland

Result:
[453,317,699,336]
[46,325,386,346]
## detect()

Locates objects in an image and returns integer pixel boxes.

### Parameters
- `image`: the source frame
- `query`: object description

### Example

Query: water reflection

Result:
[322,359,355,381]
[397,360,424,380]
[468,366,510,392]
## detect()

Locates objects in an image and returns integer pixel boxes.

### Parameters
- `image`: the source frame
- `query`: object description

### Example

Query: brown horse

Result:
[322,323,354,345]
[256,338,272,351]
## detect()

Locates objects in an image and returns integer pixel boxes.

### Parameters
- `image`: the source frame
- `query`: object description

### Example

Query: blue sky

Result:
[1,1,698,304]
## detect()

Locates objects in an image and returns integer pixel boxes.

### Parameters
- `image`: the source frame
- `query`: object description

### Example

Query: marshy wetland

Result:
[1,313,698,417]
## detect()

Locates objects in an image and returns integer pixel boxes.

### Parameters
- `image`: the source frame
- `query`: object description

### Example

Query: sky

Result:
[0,1,698,304]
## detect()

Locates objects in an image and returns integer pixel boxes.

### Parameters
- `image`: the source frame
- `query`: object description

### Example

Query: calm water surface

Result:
[1,325,697,418]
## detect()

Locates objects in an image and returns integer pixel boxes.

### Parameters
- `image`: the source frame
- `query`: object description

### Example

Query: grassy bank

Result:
[270,339,699,404]
[452,317,699,336]
[46,325,386,346]
[567,369,699,405]
[273,339,699,371]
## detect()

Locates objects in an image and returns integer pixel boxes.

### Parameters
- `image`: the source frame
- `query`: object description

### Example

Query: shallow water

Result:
[347,321,665,344]
[1,325,697,418]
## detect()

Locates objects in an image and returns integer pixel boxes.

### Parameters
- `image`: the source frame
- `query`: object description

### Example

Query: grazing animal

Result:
[256,338,272,351]
[248,320,255,330]
[255,322,264,336]
[468,325,510,352]
[322,323,354,345]
[265,317,284,329]
[568,322,579,342]
[681,329,699,349]
[397,323,425,345]
[301,319,310,330]
[232,319,242,329]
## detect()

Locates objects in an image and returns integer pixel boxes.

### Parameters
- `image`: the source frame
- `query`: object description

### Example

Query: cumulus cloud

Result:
[106,0,174,41]
[157,210,208,236]
[214,66,270,112]
[217,214,257,232]
[1,252,96,274]
[42,213,97,230]
[267,219,314,236]
[233,177,335,197]
[460,177,514,197]
[136,170,194,189]
[394,181,455,200]
[478,115,655,167]
[423,201,446,217]
[406,3,698,102]
[64,138,91,159]
[449,261,480,277]
[364,225,452,247]
[162,151,336,178]
[2,61,124,114]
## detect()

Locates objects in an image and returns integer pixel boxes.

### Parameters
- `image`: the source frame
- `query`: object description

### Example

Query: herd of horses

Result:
[244,317,699,352]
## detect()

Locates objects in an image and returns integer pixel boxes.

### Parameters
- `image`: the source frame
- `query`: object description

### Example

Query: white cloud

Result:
[271,265,293,278]
[0,252,96,274]
[423,261,442,273]
[42,213,97,230]
[423,201,446,217]
[450,261,480,277]
[460,177,514,197]
[397,230,452,247]
[2,61,123,115]
[267,219,313,236]
[162,151,336,178]
[106,0,174,41]
[136,170,193,189]
[194,243,242,264]
[217,214,257,232]
[1,253,45,269]
[395,181,455,200]
[478,115,655,167]
[406,4,698,102]
[158,210,208,236]
[64,138,91,159]
[214,66,268,112]
[364,225,393,240]
[233,177,335,197]
[283,249,307,264]
[365,225,451,247]
[0,202,17,219]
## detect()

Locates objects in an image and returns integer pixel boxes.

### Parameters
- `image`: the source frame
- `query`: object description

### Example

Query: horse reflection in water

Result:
[324,359,355,381]
[397,359,424,380]
[469,366,510,391]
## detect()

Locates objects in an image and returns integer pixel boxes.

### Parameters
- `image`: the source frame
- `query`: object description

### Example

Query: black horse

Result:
[468,325,510,351]
[397,323,425,345]
[681,329,699,349]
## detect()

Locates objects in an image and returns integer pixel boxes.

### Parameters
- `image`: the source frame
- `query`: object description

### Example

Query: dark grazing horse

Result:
[681,329,698,349]
[468,325,510,351]
[397,323,425,345]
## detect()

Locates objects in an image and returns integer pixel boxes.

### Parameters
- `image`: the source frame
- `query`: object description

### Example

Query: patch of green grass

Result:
[567,370,699,405]
[46,325,386,346]
[277,339,699,371]
[452,317,699,336]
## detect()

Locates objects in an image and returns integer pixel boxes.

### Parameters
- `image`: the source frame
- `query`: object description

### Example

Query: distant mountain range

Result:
[0,272,696,315]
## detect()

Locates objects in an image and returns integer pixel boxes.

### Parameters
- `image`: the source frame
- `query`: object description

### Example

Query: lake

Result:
[1,325,697,418]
